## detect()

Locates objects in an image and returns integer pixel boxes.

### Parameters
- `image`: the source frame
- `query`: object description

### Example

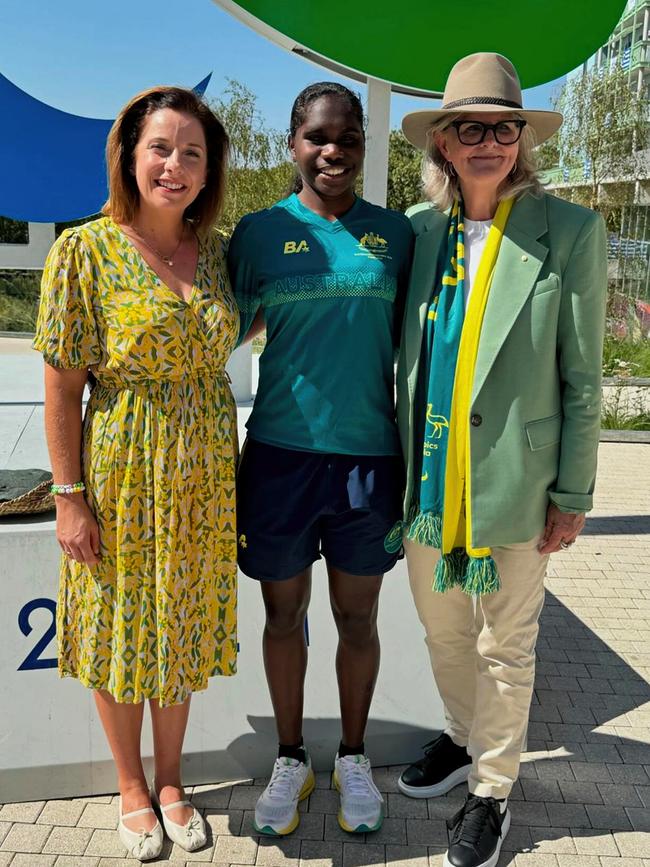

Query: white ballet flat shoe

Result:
[118,797,164,862]
[151,787,207,852]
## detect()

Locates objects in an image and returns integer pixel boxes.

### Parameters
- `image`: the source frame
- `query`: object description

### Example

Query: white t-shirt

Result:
[464,218,492,307]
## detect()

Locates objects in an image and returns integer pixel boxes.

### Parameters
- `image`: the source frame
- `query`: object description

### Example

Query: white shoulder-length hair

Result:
[421,113,544,211]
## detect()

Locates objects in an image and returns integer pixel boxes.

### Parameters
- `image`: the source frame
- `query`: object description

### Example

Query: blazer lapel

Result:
[404,217,448,391]
[472,194,549,402]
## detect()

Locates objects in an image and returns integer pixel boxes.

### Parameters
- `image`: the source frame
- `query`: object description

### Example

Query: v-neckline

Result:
[110,218,203,306]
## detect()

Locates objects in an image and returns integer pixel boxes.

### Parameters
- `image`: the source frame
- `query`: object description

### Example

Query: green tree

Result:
[386,130,422,213]
[211,80,293,233]
[0,217,29,244]
[556,66,648,212]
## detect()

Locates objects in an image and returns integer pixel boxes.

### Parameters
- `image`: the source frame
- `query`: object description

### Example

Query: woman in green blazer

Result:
[392,53,607,867]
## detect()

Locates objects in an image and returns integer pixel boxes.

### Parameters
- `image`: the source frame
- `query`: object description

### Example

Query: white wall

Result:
[0,223,55,270]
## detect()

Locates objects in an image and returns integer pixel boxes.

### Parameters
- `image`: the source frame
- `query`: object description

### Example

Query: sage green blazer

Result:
[396,192,607,548]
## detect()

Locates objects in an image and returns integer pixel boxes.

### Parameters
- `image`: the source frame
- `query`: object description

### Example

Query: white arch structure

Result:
[212,0,442,206]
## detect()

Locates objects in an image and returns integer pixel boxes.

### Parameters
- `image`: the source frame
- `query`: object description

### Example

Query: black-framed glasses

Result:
[450,119,527,146]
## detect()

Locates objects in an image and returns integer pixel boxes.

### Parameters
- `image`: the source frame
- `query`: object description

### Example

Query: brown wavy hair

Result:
[103,86,229,234]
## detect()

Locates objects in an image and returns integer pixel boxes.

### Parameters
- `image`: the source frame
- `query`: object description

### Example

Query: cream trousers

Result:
[404,536,549,799]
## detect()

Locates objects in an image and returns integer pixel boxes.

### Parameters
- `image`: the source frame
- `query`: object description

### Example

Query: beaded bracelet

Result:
[51,481,86,495]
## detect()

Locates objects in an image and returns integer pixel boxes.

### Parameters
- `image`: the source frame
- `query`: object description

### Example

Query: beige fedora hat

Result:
[402,52,562,150]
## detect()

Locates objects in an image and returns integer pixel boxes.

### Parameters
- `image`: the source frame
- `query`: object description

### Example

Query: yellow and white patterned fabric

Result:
[34,217,239,706]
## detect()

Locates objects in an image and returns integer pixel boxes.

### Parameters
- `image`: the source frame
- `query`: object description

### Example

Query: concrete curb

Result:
[600,428,650,443]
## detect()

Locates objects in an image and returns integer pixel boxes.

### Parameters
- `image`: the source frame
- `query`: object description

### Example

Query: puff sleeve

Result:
[32,229,102,368]
[227,214,261,345]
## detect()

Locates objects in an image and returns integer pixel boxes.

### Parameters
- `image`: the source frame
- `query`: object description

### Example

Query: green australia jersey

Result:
[228,193,414,455]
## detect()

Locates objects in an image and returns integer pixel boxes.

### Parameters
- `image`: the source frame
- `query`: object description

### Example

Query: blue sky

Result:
[0,0,565,137]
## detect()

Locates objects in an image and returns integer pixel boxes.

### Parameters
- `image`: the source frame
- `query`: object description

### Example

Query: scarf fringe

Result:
[462,555,501,595]
[405,511,442,548]
[433,549,468,592]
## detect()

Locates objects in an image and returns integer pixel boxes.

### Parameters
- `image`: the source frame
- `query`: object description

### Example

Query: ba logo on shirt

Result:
[284,240,310,254]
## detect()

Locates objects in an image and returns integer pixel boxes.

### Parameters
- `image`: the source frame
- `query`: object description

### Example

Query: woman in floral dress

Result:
[33,86,238,860]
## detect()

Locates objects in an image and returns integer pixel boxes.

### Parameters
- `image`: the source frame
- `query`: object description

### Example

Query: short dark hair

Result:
[103,86,229,234]
[289,82,365,138]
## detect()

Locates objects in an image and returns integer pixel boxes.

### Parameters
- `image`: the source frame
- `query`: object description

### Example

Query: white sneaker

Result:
[333,754,384,833]
[254,755,315,836]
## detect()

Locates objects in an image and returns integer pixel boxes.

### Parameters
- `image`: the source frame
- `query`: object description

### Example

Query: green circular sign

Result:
[227,0,626,90]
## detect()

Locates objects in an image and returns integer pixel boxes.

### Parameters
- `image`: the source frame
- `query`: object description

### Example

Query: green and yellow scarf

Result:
[387,195,513,595]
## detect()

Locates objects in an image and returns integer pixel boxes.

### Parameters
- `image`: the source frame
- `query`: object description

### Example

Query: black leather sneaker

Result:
[398,733,471,798]
[444,794,510,867]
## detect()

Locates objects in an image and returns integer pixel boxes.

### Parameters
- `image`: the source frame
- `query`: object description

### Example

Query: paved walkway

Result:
[1,444,649,867]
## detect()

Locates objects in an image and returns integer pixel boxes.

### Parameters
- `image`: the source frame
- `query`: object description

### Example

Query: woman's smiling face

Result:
[289,95,365,203]
[132,108,208,215]
[436,112,520,192]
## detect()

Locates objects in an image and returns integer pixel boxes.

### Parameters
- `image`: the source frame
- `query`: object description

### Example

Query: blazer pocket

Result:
[525,412,562,451]
[531,275,560,298]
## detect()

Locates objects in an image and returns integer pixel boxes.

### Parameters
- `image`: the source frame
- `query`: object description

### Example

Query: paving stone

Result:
[624,806,650,831]
[0,801,45,823]
[364,817,407,846]
[0,855,12,867]
[405,819,447,847]
[510,802,550,827]
[0,821,52,853]
[535,761,576,782]
[342,842,385,867]
[229,786,268,811]
[428,848,451,867]
[570,764,613,784]
[514,855,559,867]
[43,826,94,855]
[521,780,564,803]
[581,746,623,765]
[633,785,650,807]
[78,803,118,830]
[616,831,650,857]
[95,859,143,866]
[369,767,406,795]
[275,812,324,842]
[545,803,592,830]
[584,805,633,831]
[37,800,86,827]
[607,765,650,785]
[528,828,576,854]
[299,840,343,867]
[10,856,57,866]
[84,829,128,858]
[323,814,361,844]
[190,783,233,809]
[54,857,100,866]
[307,790,340,815]
[500,824,533,853]
[596,783,643,807]
[214,834,259,864]
[256,836,302,867]
[169,837,215,861]
[572,833,619,856]
[0,825,9,847]
[383,844,429,867]
[387,793,428,819]
[558,781,602,805]
[555,857,601,867]
[204,808,243,837]
[600,858,647,867]
[314,771,334,790]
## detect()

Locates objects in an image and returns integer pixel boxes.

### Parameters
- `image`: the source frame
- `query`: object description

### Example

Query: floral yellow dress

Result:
[34,217,239,706]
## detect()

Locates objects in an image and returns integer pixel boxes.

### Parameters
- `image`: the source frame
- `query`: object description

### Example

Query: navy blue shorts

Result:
[236,439,404,581]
